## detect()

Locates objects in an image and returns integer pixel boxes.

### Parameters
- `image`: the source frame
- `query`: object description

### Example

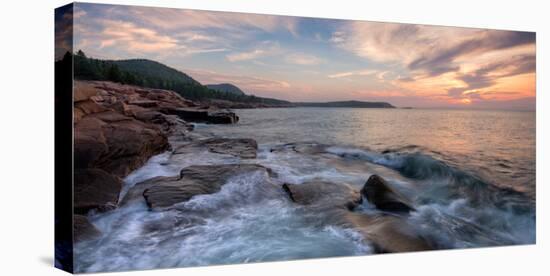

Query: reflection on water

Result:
[196,108,535,196]
[74,107,536,273]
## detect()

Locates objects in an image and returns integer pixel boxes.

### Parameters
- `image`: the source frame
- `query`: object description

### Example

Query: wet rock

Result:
[72,81,246,220]
[283,180,432,253]
[174,138,258,158]
[282,181,361,210]
[207,111,239,124]
[133,110,194,134]
[345,212,433,253]
[74,215,101,242]
[74,111,169,177]
[361,175,414,213]
[203,138,257,158]
[161,108,239,124]
[160,108,208,122]
[124,164,272,209]
[74,168,121,214]
[270,142,327,155]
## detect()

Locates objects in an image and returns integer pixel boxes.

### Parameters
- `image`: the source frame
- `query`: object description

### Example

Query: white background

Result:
[0,0,547,274]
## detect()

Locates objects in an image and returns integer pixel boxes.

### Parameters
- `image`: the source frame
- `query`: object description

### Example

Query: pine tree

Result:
[107,64,122,83]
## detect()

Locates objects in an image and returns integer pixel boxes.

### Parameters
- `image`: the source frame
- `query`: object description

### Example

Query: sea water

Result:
[75,108,535,272]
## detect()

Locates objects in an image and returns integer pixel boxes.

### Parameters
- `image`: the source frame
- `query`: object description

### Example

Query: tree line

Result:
[69,50,290,105]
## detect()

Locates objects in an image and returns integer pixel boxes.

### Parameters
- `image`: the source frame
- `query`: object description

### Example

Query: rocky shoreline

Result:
[74,81,240,239]
[74,80,434,254]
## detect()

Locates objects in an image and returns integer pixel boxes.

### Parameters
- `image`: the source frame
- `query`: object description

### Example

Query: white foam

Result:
[76,140,534,272]
[325,146,404,168]
[408,198,535,249]
[177,170,278,211]
[120,149,240,201]
[76,188,373,272]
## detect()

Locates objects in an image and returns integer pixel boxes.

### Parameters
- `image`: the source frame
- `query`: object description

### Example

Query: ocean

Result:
[198,108,536,197]
[75,107,536,272]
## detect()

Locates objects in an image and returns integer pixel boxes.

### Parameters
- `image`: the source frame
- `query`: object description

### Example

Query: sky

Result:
[68,3,536,110]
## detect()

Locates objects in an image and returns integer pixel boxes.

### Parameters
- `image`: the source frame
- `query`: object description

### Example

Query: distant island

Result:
[295,100,395,108]
[69,50,394,109]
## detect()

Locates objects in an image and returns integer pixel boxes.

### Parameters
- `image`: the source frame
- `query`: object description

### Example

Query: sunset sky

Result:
[69,3,536,110]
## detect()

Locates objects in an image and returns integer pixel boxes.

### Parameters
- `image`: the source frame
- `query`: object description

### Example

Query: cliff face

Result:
[73,80,239,240]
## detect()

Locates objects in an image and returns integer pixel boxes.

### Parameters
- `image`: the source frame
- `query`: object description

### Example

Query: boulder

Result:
[74,100,107,123]
[161,108,209,121]
[161,108,239,124]
[74,117,108,170]
[75,99,107,115]
[71,80,248,220]
[74,82,98,102]
[282,181,361,210]
[74,112,169,177]
[133,110,194,134]
[207,111,239,124]
[74,168,121,214]
[345,212,433,253]
[283,180,432,253]
[124,164,271,209]
[361,175,414,213]
[74,215,101,242]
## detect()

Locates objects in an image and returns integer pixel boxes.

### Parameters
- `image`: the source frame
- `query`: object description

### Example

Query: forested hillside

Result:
[206,83,246,96]
[70,50,291,106]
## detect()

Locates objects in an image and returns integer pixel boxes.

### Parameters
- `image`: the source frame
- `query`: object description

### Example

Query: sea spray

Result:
[75,156,374,272]
[75,108,535,272]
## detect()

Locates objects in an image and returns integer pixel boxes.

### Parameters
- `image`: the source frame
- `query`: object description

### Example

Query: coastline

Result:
[73,80,430,252]
[73,80,240,240]
[73,80,535,272]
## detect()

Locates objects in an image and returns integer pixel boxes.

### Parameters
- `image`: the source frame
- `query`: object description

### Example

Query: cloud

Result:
[119,6,299,37]
[73,6,87,19]
[331,23,452,64]
[331,21,535,77]
[331,20,535,106]
[186,69,291,93]
[447,54,535,98]
[228,45,323,65]
[72,3,535,109]
[226,49,267,62]
[75,16,230,58]
[176,31,218,43]
[285,53,324,65]
[408,31,535,76]
[328,69,379,79]
[187,48,228,54]
[75,4,299,60]
[55,4,73,60]
[97,20,178,53]
[226,41,280,62]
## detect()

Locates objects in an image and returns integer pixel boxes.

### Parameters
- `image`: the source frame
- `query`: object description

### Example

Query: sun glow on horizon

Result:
[69,3,536,110]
